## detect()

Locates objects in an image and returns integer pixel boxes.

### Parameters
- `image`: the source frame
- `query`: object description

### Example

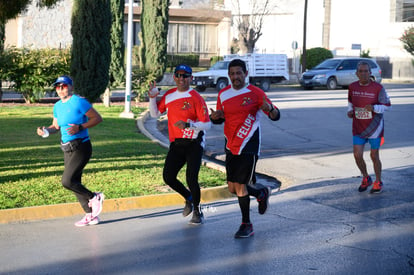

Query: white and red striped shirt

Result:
[150,87,211,145]
[216,84,275,155]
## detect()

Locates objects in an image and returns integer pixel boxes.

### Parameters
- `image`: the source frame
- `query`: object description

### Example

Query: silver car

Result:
[299,57,382,90]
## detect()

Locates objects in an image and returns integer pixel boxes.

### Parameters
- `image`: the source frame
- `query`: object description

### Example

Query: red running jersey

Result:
[348,81,391,138]
[157,88,210,142]
[216,84,273,155]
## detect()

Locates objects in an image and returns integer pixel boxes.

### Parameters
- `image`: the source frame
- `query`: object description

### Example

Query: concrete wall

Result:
[5,0,73,49]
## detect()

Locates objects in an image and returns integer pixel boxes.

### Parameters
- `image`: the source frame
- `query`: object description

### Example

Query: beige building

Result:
[126,3,232,59]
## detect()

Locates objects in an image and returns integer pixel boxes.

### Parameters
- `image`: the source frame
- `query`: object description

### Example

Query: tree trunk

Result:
[238,34,248,54]
[23,94,31,104]
[247,40,255,53]
[102,87,111,107]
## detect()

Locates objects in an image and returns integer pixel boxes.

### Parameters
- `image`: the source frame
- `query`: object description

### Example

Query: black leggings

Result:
[62,140,94,213]
[163,140,203,207]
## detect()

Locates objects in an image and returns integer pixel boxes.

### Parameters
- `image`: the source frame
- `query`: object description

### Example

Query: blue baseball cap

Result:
[53,75,73,86]
[174,64,192,74]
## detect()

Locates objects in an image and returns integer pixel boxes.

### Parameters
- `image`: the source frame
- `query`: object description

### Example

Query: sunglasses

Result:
[55,83,68,89]
[174,73,191,78]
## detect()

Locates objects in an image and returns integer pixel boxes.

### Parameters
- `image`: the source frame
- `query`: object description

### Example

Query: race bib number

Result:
[355,107,372,119]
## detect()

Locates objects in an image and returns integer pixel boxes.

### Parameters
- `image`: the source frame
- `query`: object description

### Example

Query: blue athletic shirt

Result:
[53,94,91,143]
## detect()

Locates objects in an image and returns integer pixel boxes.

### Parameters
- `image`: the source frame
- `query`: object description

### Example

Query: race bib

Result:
[355,107,372,119]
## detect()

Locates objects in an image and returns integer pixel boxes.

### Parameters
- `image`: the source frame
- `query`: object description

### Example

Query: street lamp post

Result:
[120,0,135,119]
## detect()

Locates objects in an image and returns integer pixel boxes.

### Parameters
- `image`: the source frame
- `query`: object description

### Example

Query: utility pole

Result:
[120,0,134,119]
[301,0,308,73]
[322,0,331,49]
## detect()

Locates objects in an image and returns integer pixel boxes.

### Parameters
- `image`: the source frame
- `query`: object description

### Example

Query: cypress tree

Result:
[141,0,169,82]
[0,21,4,53]
[0,20,4,102]
[109,0,125,87]
[70,0,111,102]
[0,0,30,22]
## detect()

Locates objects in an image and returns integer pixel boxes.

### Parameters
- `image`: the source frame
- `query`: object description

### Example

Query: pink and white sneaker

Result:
[74,213,100,227]
[88,192,104,218]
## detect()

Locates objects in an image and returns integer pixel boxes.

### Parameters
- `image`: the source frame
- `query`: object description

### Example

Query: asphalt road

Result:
[0,85,413,274]
[204,84,414,186]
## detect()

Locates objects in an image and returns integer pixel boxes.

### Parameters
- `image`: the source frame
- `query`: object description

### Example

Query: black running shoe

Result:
[189,207,203,225]
[258,187,270,214]
[183,200,193,217]
[234,223,254,238]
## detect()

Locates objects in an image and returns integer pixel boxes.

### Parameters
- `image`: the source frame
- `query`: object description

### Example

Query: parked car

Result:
[299,57,382,90]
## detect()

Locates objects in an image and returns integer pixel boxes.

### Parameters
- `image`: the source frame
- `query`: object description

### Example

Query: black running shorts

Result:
[225,152,258,185]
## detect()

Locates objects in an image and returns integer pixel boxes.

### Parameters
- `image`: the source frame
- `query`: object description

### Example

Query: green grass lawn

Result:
[0,104,226,209]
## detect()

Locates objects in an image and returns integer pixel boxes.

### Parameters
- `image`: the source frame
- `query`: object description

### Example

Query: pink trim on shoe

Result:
[75,213,100,227]
[88,192,105,217]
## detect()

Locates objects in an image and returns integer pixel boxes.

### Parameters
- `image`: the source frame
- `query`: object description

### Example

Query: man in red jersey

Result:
[210,59,280,238]
[347,61,391,194]
[148,64,211,225]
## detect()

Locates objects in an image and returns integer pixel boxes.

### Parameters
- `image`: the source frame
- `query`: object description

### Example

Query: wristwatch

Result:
[78,124,84,131]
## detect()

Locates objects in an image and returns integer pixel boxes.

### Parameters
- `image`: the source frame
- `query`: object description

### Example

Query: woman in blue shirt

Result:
[37,75,104,227]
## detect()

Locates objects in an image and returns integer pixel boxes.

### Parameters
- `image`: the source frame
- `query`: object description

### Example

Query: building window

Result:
[167,23,217,57]
[403,0,414,21]
[124,22,218,58]
[123,22,141,46]
[178,24,191,52]
[395,0,414,22]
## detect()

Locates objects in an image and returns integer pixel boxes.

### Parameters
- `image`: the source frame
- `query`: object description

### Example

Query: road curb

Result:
[0,186,233,224]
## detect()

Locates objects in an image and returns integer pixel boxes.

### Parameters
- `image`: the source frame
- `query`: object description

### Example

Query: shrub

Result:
[0,47,71,103]
[302,47,333,70]
[360,49,371,58]
[166,54,199,70]
[131,66,153,102]
[400,26,414,56]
